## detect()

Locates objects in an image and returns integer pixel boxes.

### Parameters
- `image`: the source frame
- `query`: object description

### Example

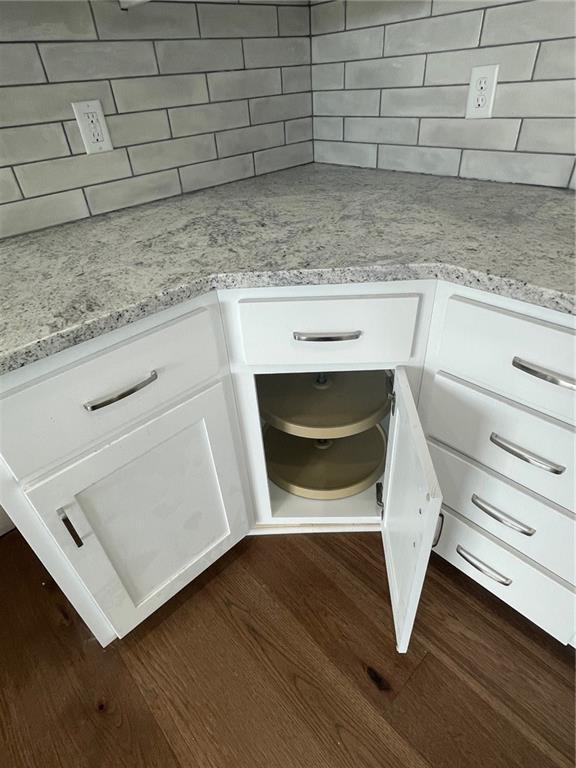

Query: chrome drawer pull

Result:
[512,356,576,391]
[83,370,158,412]
[293,331,362,342]
[489,432,565,475]
[471,494,535,537]
[58,510,84,548]
[456,545,512,586]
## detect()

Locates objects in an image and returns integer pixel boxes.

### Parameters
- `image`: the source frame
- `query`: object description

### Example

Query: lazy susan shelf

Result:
[257,371,392,439]
[263,424,387,501]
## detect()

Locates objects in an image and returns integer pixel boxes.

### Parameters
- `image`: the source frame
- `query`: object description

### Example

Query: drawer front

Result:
[0,307,225,480]
[430,441,575,584]
[423,374,575,510]
[434,508,575,643]
[238,294,420,366]
[437,296,575,424]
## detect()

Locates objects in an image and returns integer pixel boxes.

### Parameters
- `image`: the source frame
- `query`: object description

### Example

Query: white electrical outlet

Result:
[465,65,499,119]
[71,100,113,154]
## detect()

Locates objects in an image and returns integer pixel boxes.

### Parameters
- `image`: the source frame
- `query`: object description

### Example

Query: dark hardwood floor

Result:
[0,529,574,768]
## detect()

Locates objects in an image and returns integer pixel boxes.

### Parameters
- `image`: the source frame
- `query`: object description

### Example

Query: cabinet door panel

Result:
[381,367,442,653]
[26,383,249,637]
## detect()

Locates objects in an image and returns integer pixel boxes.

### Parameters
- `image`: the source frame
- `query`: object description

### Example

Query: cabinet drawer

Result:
[238,294,420,366]
[423,374,575,510]
[434,508,575,643]
[429,441,575,584]
[437,296,575,424]
[0,307,225,480]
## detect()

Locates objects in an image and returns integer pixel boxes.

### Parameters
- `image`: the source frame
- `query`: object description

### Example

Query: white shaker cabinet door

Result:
[381,367,442,653]
[26,382,250,638]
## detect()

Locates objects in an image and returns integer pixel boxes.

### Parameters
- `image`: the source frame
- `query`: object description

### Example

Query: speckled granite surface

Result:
[1,164,574,375]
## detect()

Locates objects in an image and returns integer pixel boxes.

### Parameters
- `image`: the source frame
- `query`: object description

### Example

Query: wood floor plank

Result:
[121,543,431,768]
[238,534,427,708]
[386,654,564,768]
[1,529,573,768]
[309,533,576,764]
[0,532,181,768]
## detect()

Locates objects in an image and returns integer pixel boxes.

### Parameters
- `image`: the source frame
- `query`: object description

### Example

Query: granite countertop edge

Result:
[2,261,573,378]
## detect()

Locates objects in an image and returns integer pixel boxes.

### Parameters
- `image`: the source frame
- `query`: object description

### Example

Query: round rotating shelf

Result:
[257,371,392,439]
[264,424,387,501]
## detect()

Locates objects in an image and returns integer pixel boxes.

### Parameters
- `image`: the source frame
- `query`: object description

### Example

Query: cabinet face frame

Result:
[217,280,438,532]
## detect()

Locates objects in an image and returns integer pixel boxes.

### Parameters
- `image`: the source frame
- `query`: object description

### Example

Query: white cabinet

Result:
[25,384,249,637]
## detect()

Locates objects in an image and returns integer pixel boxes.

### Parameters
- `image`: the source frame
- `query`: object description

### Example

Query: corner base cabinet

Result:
[0,281,574,650]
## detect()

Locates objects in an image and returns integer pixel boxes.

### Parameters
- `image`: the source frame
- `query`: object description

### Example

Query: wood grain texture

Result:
[0,529,574,768]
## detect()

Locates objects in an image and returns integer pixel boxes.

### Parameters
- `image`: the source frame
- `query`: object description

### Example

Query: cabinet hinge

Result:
[388,392,396,415]
[376,482,384,518]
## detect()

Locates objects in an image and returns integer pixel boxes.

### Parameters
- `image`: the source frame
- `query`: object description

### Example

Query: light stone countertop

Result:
[0,164,574,375]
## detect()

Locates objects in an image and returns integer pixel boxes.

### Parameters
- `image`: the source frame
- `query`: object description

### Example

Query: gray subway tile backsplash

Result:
[129,135,216,175]
[112,74,208,112]
[315,140,377,168]
[314,89,380,116]
[85,170,181,216]
[254,141,313,174]
[39,42,158,82]
[534,38,576,80]
[346,0,431,29]
[0,44,46,85]
[156,40,244,74]
[0,168,21,204]
[216,123,285,158]
[0,1,96,42]
[244,37,311,69]
[312,27,384,64]
[344,117,419,145]
[517,118,576,154]
[380,86,468,117]
[91,1,199,40]
[460,149,574,187]
[0,81,115,128]
[197,3,277,38]
[385,11,483,56]
[0,123,70,166]
[346,56,426,89]
[15,149,132,198]
[278,6,310,37]
[311,1,345,36]
[169,101,249,139]
[282,66,312,94]
[208,68,282,102]
[66,111,172,154]
[419,118,521,150]
[250,92,312,125]
[425,44,539,85]
[481,0,575,46]
[180,154,254,193]
[0,190,89,239]
[377,145,461,176]
[0,0,574,238]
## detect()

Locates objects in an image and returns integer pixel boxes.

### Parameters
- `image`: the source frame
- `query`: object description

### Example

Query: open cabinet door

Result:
[381,367,442,653]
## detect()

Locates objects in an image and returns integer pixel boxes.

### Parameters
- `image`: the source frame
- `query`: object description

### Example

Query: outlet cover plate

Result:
[71,100,113,154]
[466,64,499,119]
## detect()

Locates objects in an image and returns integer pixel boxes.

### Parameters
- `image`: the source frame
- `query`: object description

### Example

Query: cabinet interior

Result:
[255,369,394,522]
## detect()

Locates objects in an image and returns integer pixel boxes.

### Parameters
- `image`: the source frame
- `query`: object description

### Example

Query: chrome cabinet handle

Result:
[293,331,362,342]
[83,370,158,412]
[432,511,444,548]
[489,432,565,475]
[471,494,535,537]
[456,545,512,586]
[58,509,84,548]
[512,356,576,391]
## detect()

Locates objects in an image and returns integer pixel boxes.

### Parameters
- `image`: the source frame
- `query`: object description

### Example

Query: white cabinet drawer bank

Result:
[0,280,574,649]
